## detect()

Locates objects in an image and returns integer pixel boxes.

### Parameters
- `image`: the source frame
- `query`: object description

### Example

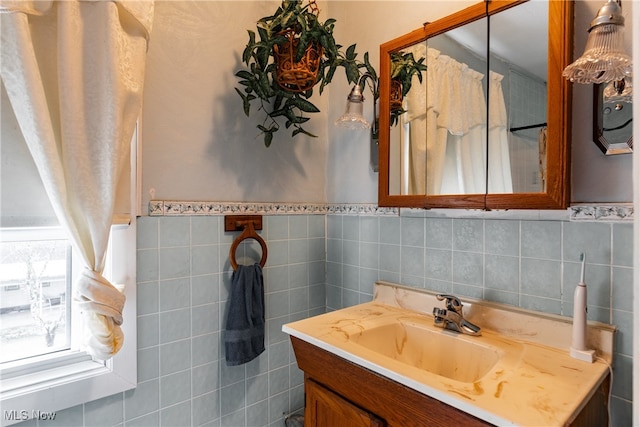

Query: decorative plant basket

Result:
[389,51,427,125]
[235,0,368,146]
[274,28,324,93]
[390,79,403,111]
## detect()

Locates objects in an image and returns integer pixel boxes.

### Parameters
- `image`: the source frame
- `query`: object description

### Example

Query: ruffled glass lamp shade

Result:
[562,0,632,84]
[334,85,370,129]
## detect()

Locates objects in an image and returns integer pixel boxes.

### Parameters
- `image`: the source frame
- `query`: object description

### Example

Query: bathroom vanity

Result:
[283,282,615,426]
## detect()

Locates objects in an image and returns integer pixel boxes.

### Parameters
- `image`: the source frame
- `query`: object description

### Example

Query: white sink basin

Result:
[349,320,501,383]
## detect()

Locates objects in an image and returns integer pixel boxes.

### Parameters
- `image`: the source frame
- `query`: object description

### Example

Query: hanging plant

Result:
[235,0,365,147]
[389,51,428,126]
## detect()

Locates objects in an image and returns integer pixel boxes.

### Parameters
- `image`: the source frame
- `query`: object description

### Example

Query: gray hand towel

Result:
[224,263,265,365]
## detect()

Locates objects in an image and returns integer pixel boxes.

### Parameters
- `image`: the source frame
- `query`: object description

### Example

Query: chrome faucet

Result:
[432,294,481,336]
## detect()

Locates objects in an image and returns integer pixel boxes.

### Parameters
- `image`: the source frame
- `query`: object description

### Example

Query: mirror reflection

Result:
[389,1,548,197]
[490,1,548,194]
[594,80,633,155]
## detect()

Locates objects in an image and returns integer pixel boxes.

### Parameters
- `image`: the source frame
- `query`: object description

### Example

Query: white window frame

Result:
[0,129,139,426]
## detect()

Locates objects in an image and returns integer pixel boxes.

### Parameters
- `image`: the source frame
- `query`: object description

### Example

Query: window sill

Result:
[1,348,136,426]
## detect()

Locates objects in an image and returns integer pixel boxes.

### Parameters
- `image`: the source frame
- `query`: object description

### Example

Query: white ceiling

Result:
[447,1,548,81]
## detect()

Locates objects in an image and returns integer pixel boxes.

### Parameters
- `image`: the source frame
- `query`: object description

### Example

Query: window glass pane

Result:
[1,238,71,363]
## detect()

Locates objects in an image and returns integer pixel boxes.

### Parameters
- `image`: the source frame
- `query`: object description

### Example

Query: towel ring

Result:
[229,221,268,271]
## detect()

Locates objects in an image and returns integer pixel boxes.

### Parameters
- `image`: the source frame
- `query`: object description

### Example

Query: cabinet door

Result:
[306,379,385,427]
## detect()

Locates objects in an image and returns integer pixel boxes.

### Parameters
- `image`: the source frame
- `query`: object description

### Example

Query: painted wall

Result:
[141,1,328,208]
[570,0,634,203]
[141,1,634,208]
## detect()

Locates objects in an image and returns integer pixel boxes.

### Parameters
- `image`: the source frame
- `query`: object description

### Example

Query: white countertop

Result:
[283,282,615,427]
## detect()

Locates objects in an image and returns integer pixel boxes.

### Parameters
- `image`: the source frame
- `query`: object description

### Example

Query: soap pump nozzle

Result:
[570,253,595,363]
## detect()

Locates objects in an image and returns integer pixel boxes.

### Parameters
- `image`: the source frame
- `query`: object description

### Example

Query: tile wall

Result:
[19,215,325,427]
[326,213,634,426]
[16,212,634,426]
[507,69,547,193]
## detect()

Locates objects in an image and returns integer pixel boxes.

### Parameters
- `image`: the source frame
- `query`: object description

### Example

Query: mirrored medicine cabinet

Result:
[378,0,574,210]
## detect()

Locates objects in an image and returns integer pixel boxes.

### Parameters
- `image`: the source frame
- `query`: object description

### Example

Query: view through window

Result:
[0,236,72,363]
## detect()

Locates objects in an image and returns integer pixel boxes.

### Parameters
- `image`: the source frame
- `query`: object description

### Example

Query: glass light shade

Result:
[563,0,632,84]
[334,85,370,129]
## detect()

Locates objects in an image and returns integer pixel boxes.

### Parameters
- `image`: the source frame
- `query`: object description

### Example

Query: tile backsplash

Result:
[20,215,324,427]
[327,213,633,427]
[134,215,326,427]
[17,210,633,426]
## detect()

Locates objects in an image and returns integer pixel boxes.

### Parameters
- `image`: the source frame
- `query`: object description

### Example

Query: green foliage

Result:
[235,0,367,146]
[390,51,427,97]
[356,52,379,102]
[389,51,427,126]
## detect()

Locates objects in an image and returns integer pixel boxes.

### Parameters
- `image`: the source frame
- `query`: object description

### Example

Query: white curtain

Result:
[487,71,513,193]
[404,47,513,195]
[0,0,153,359]
[439,62,487,195]
[402,43,431,195]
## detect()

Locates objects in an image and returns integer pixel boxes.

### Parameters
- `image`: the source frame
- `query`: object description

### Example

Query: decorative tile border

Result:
[148,200,633,222]
[569,204,634,222]
[148,201,398,216]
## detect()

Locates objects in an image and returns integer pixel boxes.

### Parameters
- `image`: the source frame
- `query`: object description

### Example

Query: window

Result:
[0,229,72,364]
[0,222,137,425]
[0,91,139,424]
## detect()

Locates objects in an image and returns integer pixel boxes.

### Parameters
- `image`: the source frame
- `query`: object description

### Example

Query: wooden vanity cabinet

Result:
[292,336,489,426]
[306,379,385,427]
[291,336,610,427]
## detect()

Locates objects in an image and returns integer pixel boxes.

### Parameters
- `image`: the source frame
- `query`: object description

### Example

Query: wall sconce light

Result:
[335,75,380,172]
[335,85,371,129]
[562,0,632,84]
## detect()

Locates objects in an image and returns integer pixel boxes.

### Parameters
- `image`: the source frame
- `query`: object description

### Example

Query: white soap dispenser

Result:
[570,253,595,363]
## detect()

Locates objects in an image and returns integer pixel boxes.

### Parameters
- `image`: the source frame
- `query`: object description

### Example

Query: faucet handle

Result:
[436,294,463,313]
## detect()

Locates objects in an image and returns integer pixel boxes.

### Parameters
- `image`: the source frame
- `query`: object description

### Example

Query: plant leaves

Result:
[235,88,251,116]
[292,116,310,124]
[237,2,381,147]
[285,114,310,128]
[345,44,357,61]
[273,93,284,110]
[296,36,309,62]
[258,71,274,98]
[289,97,320,113]
[292,127,317,138]
[235,70,254,81]
[256,45,271,71]
[257,26,268,43]
[269,108,288,118]
[364,52,377,80]
[257,124,277,147]
[325,63,337,83]
[345,62,359,84]
[243,31,256,64]
[264,132,273,147]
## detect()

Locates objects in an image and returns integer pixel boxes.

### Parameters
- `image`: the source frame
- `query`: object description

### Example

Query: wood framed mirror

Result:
[378,0,573,210]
